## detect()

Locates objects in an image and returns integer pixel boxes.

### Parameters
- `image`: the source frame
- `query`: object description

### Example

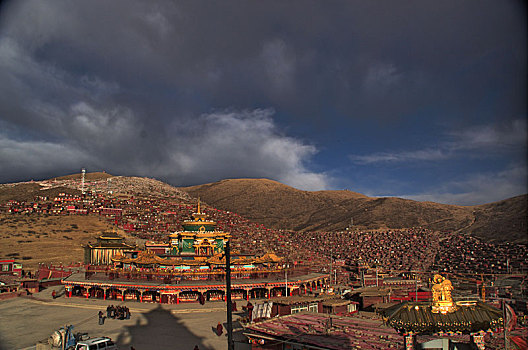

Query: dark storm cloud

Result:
[3,1,524,119]
[0,0,525,199]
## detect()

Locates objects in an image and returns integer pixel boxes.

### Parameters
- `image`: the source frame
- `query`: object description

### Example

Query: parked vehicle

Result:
[48,325,78,349]
[74,337,117,350]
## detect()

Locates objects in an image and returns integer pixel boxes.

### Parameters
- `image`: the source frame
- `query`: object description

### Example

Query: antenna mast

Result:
[81,168,86,194]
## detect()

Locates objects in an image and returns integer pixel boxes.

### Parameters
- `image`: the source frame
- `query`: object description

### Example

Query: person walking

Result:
[246,301,254,321]
[216,322,223,336]
[98,311,105,325]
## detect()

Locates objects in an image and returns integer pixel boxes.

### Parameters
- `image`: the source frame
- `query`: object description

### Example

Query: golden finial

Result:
[197,197,201,214]
[431,274,457,314]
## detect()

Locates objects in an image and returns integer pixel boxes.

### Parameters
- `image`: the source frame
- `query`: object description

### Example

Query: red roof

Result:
[245,312,402,349]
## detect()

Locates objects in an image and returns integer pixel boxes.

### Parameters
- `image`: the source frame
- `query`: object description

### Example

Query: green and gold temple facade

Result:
[169,200,230,256]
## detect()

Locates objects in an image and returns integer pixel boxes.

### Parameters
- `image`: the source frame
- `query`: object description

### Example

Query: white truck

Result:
[74,337,118,350]
[37,326,118,350]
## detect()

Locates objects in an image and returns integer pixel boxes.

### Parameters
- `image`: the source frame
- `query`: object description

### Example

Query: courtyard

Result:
[0,286,250,350]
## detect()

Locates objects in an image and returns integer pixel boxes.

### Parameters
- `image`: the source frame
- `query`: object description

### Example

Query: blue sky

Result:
[0,1,526,205]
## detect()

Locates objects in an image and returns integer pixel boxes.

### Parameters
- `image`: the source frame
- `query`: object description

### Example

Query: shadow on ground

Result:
[115,305,208,349]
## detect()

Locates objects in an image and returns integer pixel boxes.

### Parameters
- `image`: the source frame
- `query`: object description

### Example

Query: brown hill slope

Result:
[0,214,120,269]
[0,174,191,268]
[52,171,114,181]
[469,195,527,243]
[0,183,81,203]
[181,178,528,243]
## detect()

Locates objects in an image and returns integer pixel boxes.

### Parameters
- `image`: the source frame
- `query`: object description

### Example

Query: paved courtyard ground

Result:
[0,286,252,350]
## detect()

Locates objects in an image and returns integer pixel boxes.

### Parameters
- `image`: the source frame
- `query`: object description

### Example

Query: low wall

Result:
[0,290,24,301]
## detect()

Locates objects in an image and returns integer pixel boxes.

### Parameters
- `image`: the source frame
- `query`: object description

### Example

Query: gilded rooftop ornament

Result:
[431,274,457,314]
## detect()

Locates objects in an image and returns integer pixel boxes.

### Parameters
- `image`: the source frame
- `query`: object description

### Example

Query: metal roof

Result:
[245,312,402,349]
[385,300,503,334]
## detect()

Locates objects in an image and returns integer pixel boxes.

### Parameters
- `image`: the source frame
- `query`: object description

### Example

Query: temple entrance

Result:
[270,287,286,297]
[299,284,307,295]
[311,281,317,290]
[180,291,201,302]
[195,239,215,256]
[89,287,105,299]
[72,286,87,297]
[205,290,225,301]
[231,289,246,300]
[250,288,268,299]
[160,293,178,304]
[106,288,121,300]
[142,290,160,303]
[124,289,140,301]
[197,246,212,255]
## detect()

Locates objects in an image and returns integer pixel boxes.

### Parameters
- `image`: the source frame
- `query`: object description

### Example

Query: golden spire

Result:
[197,197,201,214]
[431,274,457,314]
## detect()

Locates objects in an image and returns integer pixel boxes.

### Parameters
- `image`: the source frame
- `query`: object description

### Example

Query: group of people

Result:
[106,304,131,320]
[98,305,131,325]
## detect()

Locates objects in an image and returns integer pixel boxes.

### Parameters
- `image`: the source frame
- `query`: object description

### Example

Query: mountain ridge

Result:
[181,178,527,243]
[1,174,525,244]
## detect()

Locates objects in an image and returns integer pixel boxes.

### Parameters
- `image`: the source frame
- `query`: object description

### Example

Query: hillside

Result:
[0,183,81,203]
[52,171,114,181]
[0,174,193,268]
[0,173,525,271]
[0,213,120,269]
[181,178,528,243]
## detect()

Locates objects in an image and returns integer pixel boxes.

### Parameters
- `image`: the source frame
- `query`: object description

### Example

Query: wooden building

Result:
[62,272,329,304]
[0,259,22,276]
[321,298,358,315]
[252,295,358,319]
[83,232,136,265]
[346,286,391,310]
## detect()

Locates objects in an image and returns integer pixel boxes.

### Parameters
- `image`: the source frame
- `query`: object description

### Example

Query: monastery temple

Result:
[65,201,329,303]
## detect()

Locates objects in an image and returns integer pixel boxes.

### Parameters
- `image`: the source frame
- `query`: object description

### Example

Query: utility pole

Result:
[503,299,510,350]
[330,249,333,286]
[361,268,365,288]
[415,273,418,302]
[285,263,288,297]
[225,240,234,350]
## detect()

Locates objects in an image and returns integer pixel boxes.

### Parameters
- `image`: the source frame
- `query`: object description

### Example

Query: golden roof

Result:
[206,252,256,265]
[254,252,283,264]
[169,230,230,238]
[111,250,284,267]
[111,250,206,266]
